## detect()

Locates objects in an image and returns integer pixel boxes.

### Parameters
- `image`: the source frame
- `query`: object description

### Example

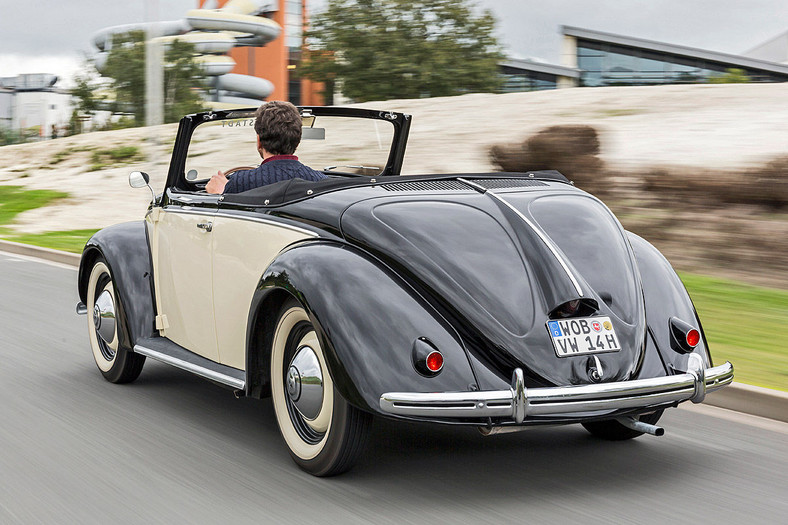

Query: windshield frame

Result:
[166,106,411,193]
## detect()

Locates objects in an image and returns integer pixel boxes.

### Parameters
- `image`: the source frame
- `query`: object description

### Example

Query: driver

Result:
[206,101,326,194]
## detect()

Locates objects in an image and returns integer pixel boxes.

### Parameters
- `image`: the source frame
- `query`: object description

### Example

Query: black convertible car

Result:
[77,107,733,476]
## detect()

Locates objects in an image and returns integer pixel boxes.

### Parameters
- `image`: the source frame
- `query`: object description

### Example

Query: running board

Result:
[134,337,245,390]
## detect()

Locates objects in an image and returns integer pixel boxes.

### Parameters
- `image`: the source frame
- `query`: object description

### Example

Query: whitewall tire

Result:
[86,257,145,383]
[271,299,371,476]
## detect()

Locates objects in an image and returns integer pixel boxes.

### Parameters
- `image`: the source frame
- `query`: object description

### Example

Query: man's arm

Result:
[206,171,228,194]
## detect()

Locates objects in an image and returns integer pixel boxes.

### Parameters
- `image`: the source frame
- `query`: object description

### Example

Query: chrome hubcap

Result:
[93,289,116,344]
[287,366,301,401]
[286,345,323,420]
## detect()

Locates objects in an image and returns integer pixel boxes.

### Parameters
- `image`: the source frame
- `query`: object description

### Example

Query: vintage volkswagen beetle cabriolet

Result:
[77,107,733,476]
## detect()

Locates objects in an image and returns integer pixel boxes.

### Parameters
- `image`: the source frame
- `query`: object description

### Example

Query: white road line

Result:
[0,251,78,271]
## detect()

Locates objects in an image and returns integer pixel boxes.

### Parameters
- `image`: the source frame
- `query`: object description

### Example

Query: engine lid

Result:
[339,181,646,387]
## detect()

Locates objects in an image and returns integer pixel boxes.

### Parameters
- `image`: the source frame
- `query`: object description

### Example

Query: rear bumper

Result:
[379,354,733,423]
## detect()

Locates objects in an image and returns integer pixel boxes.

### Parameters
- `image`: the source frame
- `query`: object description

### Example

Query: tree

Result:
[162,38,207,122]
[708,68,751,84]
[71,68,102,118]
[300,0,504,102]
[73,31,205,127]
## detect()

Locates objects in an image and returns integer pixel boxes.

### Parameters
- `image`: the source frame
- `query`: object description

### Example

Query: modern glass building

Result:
[561,26,788,87]
[499,58,580,92]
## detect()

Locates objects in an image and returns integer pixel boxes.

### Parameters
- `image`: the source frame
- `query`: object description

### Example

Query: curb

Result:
[2,241,786,424]
[705,382,788,424]
[0,239,81,267]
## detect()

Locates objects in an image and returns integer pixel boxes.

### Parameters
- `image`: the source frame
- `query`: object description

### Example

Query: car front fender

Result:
[247,241,478,415]
[78,221,155,350]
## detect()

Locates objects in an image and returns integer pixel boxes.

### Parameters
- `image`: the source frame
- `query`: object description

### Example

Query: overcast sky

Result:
[1,0,787,84]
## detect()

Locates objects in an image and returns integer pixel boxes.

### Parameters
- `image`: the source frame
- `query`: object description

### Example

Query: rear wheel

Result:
[86,258,145,383]
[271,299,371,476]
[582,410,664,441]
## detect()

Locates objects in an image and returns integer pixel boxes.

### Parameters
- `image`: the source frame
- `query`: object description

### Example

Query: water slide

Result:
[92,0,280,108]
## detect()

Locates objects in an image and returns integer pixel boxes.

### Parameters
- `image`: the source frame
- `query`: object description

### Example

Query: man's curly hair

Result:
[254,101,302,155]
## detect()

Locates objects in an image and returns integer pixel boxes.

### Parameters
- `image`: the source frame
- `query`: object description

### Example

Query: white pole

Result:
[145,0,164,128]
[145,0,164,177]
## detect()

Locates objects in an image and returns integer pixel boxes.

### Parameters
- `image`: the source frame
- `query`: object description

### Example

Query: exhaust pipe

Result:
[478,426,527,436]
[616,416,665,436]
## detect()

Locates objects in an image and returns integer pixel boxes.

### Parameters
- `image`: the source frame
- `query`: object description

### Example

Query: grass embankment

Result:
[682,273,788,392]
[0,186,97,253]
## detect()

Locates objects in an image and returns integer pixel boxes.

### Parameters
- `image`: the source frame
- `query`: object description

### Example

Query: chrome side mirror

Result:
[129,171,155,205]
[129,171,150,188]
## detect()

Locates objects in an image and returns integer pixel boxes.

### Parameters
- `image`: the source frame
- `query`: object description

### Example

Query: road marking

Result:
[0,252,78,271]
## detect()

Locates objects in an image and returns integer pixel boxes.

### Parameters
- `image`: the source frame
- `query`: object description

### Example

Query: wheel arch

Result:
[244,241,478,415]
[78,221,156,350]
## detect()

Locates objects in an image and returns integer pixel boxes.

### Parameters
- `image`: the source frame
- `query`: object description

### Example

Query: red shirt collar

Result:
[262,154,298,165]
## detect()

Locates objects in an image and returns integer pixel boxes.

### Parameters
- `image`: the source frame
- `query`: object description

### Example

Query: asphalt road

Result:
[1,252,786,524]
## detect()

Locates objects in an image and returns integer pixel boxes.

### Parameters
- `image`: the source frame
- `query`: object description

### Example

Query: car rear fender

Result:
[627,232,711,372]
[78,221,156,350]
[246,241,478,413]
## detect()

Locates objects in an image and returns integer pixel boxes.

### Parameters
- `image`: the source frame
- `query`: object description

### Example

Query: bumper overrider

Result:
[380,354,734,423]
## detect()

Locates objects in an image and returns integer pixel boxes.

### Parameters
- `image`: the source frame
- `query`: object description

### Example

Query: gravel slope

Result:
[1,83,786,235]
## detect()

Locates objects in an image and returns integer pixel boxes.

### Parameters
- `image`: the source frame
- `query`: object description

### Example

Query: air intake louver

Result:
[470,179,548,189]
[381,180,473,192]
[380,178,549,192]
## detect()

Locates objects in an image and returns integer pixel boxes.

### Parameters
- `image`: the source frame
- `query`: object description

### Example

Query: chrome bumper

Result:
[379,354,734,423]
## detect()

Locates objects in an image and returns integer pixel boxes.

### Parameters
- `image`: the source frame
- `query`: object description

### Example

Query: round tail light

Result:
[686,329,700,348]
[426,351,444,372]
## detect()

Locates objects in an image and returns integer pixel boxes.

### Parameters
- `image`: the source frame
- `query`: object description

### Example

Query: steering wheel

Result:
[224,166,256,177]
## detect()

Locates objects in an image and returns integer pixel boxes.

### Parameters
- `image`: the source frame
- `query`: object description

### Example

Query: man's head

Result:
[254,101,302,156]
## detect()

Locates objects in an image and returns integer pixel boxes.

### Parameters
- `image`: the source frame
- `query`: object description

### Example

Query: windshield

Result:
[183,111,396,185]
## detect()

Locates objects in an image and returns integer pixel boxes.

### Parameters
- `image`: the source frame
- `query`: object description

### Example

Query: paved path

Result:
[1,252,786,524]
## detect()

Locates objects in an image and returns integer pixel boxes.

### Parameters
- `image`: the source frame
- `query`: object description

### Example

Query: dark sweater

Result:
[223,156,327,194]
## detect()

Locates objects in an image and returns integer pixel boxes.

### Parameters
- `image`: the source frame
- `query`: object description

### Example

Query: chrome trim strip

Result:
[133,344,245,390]
[379,361,733,421]
[456,178,487,192]
[162,207,319,238]
[456,177,584,297]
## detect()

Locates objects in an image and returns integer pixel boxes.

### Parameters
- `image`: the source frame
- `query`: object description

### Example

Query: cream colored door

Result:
[210,214,316,370]
[149,202,220,362]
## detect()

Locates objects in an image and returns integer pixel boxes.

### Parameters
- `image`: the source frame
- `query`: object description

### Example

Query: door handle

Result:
[197,222,213,232]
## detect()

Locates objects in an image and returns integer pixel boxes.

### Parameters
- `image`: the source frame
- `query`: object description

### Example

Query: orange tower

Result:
[198,0,323,105]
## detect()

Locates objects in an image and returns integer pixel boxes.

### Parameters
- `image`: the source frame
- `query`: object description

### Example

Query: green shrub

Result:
[106,145,139,161]
[87,146,142,171]
[709,68,750,84]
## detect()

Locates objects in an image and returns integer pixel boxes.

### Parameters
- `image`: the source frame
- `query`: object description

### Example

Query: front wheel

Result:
[271,300,371,476]
[582,410,664,441]
[86,257,145,383]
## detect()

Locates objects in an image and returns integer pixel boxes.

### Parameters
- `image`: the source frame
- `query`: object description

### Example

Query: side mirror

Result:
[130,171,155,205]
[129,171,151,188]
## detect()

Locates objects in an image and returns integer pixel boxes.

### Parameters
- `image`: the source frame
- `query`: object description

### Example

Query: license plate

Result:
[546,316,621,357]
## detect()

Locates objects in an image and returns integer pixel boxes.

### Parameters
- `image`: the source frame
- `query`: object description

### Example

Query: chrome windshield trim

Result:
[380,360,734,422]
[457,177,584,297]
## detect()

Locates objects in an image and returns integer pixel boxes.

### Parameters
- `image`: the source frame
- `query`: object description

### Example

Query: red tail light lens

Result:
[686,329,700,348]
[426,351,444,372]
